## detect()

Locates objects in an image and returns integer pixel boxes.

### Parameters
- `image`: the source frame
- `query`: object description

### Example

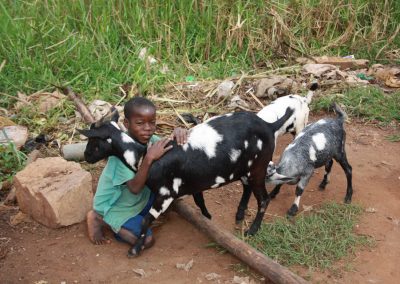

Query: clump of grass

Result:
[0,142,27,183]
[246,202,372,269]
[385,134,400,142]
[312,87,400,125]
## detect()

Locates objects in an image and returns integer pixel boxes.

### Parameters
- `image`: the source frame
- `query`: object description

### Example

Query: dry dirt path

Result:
[1,117,399,284]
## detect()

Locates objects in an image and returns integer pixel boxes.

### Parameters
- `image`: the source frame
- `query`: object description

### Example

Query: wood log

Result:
[61,86,95,124]
[173,199,308,284]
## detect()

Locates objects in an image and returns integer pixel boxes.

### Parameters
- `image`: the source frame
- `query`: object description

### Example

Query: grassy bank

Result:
[1,0,399,108]
[312,86,400,125]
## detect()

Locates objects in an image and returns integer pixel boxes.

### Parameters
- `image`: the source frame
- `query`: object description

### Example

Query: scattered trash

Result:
[297,56,369,70]
[23,134,50,152]
[138,47,157,65]
[176,259,194,272]
[0,125,29,149]
[227,95,250,110]
[368,64,400,88]
[217,80,235,98]
[356,73,374,81]
[87,100,113,122]
[302,64,338,77]
[255,76,285,98]
[365,207,377,213]
[132,268,146,278]
[205,273,221,281]
[15,90,66,112]
[185,75,196,82]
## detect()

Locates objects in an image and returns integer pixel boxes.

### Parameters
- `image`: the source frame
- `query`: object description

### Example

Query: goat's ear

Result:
[110,107,119,122]
[266,172,292,184]
[77,128,105,138]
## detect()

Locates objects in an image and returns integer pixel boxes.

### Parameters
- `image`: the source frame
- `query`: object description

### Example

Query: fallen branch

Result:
[60,86,95,124]
[173,199,308,284]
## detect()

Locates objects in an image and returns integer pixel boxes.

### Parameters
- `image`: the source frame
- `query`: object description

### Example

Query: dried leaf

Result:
[176,259,194,272]
[205,273,221,281]
[132,268,146,278]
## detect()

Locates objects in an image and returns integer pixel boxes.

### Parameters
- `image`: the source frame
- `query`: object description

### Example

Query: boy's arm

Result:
[126,138,172,194]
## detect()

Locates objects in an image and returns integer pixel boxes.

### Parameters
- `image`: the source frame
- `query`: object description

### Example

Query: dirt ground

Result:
[1,116,399,284]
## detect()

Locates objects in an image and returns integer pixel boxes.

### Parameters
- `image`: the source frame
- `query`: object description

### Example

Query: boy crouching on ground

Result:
[86,97,187,250]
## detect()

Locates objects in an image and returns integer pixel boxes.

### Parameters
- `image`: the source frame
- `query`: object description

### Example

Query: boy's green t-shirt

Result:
[93,135,160,233]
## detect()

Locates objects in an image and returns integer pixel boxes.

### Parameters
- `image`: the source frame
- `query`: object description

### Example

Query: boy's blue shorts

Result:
[115,193,155,242]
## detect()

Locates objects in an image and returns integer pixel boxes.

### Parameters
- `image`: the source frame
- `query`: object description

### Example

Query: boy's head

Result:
[124,97,156,144]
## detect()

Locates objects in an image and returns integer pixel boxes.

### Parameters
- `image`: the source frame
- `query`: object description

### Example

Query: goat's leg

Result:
[127,195,174,258]
[319,159,334,190]
[287,173,312,218]
[246,184,270,236]
[192,192,212,219]
[336,154,353,204]
[235,177,252,223]
[269,184,282,199]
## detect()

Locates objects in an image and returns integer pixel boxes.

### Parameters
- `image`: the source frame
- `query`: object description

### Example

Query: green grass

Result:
[1,0,399,109]
[312,87,400,124]
[0,142,27,183]
[385,134,400,142]
[246,202,372,269]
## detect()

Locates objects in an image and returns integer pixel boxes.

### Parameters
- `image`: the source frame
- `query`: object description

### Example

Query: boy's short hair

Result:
[124,97,156,119]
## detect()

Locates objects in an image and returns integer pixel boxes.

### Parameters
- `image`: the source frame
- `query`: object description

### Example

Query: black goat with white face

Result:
[79,108,293,257]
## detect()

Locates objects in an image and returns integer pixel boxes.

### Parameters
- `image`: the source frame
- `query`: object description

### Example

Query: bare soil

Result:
[1,117,399,284]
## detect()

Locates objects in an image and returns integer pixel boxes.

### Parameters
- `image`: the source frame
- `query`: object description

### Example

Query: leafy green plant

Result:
[0,142,27,183]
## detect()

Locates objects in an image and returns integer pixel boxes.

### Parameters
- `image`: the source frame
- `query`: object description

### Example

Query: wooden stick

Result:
[173,199,308,284]
[60,86,95,124]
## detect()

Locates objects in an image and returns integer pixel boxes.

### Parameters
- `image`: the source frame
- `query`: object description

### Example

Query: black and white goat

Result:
[257,83,318,141]
[266,103,353,217]
[79,108,293,257]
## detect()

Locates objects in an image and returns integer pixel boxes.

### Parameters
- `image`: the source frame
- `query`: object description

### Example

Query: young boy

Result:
[86,97,187,249]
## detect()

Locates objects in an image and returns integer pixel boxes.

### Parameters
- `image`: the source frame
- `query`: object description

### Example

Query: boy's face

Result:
[124,106,156,144]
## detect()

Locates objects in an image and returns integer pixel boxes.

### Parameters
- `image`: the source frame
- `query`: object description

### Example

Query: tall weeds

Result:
[0,0,399,104]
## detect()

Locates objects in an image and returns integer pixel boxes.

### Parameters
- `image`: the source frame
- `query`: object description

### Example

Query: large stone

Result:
[14,157,93,228]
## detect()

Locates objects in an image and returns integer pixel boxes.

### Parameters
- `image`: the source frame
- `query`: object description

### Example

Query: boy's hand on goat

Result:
[171,127,188,145]
[146,138,173,162]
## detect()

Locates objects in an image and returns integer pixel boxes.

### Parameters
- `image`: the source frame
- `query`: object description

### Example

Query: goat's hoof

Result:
[344,197,352,204]
[203,212,212,219]
[244,226,259,236]
[287,205,298,218]
[318,184,327,191]
[235,212,245,223]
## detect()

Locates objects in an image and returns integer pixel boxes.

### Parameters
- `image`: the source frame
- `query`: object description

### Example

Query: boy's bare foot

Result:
[87,210,110,245]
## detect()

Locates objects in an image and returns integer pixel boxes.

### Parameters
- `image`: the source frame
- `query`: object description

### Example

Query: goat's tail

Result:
[269,107,295,132]
[305,81,318,104]
[332,103,347,123]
